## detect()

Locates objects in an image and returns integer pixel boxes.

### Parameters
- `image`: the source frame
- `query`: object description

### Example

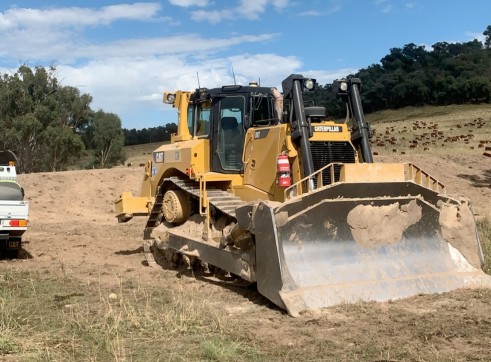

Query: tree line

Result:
[124,123,177,146]
[0,65,125,173]
[307,25,491,117]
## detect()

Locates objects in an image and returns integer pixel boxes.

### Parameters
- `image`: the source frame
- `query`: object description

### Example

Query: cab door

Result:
[211,96,245,173]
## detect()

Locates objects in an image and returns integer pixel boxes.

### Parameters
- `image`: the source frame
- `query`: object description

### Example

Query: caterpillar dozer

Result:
[115,74,490,316]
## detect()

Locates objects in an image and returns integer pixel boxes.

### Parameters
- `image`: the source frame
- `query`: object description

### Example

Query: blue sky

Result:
[0,0,490,129]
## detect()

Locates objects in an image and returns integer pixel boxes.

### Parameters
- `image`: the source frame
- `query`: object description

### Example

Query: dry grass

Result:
[124,142,167,167]
[0,270,263,361]
[3,268,489,361]
[365,104,491,156]
[478,217,491,275]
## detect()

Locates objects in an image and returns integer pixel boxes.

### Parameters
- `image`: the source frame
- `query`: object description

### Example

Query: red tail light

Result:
[8,220,27,227]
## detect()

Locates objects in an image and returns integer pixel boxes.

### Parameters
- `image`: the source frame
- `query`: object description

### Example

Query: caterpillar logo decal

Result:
[313,125,342,132]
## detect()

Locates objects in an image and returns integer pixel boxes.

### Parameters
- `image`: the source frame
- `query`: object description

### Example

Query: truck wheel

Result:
[163,189,190,224]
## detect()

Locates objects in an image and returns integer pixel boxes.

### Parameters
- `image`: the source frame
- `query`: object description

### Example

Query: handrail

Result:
[404,163,446,194]
[284,162,343,200]
[284,161,446,200]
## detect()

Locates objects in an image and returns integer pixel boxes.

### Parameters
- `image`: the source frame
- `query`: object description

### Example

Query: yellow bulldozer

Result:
[115,74,490,316]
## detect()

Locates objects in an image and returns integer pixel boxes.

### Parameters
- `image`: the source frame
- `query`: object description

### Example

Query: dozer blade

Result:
[253,184,491,317]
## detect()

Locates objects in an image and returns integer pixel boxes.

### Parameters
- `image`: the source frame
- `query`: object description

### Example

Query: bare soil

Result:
[2,150,491,360]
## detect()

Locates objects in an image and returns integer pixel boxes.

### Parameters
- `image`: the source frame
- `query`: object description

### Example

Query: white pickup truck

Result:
[0,152,28,258]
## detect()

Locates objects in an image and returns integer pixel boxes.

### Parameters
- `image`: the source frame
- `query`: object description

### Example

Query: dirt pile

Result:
[347,200,422,247]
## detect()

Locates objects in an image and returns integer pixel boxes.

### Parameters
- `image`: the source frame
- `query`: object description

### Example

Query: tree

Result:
[2,114,43,173]
[484,25,491,49]
[91,110,126,168]
[0,66,51,172]
[53,86,93,130]
[40,125,85,171]
[0,65,99,172]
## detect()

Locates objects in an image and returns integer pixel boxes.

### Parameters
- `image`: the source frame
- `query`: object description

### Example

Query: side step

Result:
[167,176,248,219]
[144,176,248,239]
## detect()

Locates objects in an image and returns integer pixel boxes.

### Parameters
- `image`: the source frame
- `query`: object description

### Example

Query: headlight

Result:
[199,88,207,99]
[166,93,176,103]
[304,78,315,90]
[153,151,164,163]
[163,92,176,104]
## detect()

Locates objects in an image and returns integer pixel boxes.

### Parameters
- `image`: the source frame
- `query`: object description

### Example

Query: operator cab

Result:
[187,85,277,174]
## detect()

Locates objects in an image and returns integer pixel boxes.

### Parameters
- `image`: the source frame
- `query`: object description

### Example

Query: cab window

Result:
[196,100,211,136]
[187,105,194,135]
[251,95,275,126]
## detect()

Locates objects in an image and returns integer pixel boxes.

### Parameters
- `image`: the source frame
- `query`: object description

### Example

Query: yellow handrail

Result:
[284,162,342,200]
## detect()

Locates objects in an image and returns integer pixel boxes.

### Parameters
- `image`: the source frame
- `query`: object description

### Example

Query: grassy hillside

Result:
[123,142,168,166]
[365,104,491,156]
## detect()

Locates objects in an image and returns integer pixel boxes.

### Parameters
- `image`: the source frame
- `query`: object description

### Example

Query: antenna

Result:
[259,77,261,87]
[196,72,201,89]
[231,66,236,85]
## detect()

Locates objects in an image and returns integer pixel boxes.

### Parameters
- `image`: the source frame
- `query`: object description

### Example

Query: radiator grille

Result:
[310,141,356,186]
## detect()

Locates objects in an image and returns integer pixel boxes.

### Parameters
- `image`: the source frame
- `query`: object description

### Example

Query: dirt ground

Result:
[3,152,491,360]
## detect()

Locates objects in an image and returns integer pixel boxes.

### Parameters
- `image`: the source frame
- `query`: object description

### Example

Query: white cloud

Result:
[191,9,232,23]
[467,31,485,43]
[39,57,349,128]
[0,3,161,29]
[302,68,359,85]
[169,0,209,7]
[382,5,393,13]
[228,53,302,87]
[55,52,351,128]
[299,10,324,17]
[190,0,290,23]
[373,0,393,13]
[0,3,169,64]
[0,25,279,64]
[326,0,344,14]
[272,0,289,8]
[299,3,342,17]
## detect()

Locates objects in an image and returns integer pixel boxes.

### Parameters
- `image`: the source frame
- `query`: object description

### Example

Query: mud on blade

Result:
[252,188,491,317]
